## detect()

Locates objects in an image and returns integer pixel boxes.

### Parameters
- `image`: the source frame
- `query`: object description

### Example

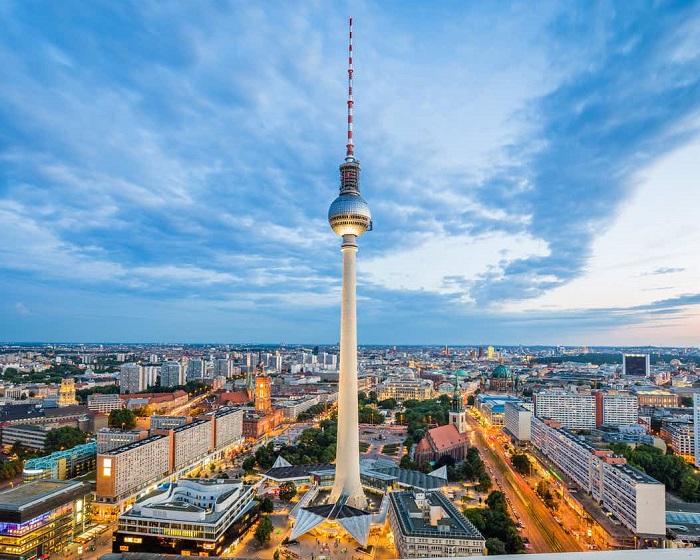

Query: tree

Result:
[258,496,275,513]
[485,491,508,513]
[279,481,297,502]
[511,453,532,476]
[108,408,136,430]
[242,456,256,473]
[378,398,397,409]
[254,515,273,545]
[485,538,507,555]
[44,426,87,454]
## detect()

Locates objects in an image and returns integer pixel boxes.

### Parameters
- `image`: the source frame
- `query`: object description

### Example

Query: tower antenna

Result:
[346,16,355,161]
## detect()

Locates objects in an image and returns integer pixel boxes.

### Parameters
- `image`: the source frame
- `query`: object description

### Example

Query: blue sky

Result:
[2,1,700,346]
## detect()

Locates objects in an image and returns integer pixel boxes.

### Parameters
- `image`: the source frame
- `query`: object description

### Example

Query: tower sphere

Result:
[328,194,371,237]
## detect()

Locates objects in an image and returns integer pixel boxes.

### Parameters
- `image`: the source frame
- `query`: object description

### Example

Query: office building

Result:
[622,354,650,377]
[0,480,90,559]
[150,415,188,431]
[635,389,679,408]
[388,490,485,558]
[533,391,596,429]
[112,479,257,556]
[1,423,51,450]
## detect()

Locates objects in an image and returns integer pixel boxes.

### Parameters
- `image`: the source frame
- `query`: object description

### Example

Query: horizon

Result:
[2,2,700,346]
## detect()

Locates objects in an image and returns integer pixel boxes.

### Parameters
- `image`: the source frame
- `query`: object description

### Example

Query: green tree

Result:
[258,496,274,513]
[254,515,273,545]
[485,538,507,555]
[485,491,508,513]
[378,398,397,409]
[108,408,136,430]
[511,453,532,476]
[44,426,87,454]
[279,481,297,502]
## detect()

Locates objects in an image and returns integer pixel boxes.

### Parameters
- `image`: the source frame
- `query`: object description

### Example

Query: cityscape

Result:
[1,3,700,560]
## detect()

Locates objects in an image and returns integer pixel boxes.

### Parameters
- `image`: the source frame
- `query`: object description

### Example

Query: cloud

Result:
[646,267,686,276]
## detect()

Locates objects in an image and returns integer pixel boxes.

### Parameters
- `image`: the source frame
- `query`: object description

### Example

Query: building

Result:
[635,389,679,408]
[254,370,272,412]
[169,419,212,472]
[488,363,516,392]
[533,391,596,429]
[504,402,532,442]
[207,407,244,450]
[95,435,171,518]
[531,416,665,537]
[623,354,650,377]
[112,479,258,556]
[150,415,188,431]
[695,393,700,468]
[160,361,184,388]
[414,424,471,466]
[595,393,639,427]
[23,442,96,482]
[660,418,695,463]
[96,428,149,453]
[377,378,433,401]
[119,363,143,394]
[1,423,51,450]
[0,480,91,559]
[388,490,485,558]
[87,393,123,413]
[57,378,78,407]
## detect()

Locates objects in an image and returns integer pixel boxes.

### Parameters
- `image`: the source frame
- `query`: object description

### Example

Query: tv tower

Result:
[327,15,371,511]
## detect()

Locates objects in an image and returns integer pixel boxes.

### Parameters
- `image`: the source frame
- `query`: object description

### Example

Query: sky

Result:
[1,1,700,346]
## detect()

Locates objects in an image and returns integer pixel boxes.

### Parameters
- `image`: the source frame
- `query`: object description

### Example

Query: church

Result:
[414,391,471,465]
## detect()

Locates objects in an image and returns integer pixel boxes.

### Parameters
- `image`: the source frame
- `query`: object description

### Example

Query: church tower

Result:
[449,381,467,434]
[254,363,271,413]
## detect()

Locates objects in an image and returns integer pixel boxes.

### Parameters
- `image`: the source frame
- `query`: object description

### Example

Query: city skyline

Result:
[2,2,700,346]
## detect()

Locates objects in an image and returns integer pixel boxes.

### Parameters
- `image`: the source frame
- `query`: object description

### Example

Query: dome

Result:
[491,364,512,379]
[328,194,371,237]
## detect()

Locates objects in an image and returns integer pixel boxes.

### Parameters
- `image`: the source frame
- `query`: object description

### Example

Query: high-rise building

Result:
[291,18,372,546]
[161,360,184,387]
[533,390,596,429]
[119,363,143,394]
[622,353,650,376]
[694,393,700,468]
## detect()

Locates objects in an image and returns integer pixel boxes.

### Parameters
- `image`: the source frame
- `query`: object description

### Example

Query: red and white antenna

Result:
[346,16,355,161]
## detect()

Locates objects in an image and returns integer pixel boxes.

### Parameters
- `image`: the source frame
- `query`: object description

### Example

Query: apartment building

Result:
[594,393,639,427]
[531,416,665,536]
[170,419,212,472]
[533,391,596,429]
[96,428,149,453]
[87,393,122,413]
[504,402,533,442]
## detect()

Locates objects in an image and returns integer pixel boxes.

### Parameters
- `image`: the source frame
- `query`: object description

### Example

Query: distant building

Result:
[0,480,91,559]
[1,423,51,450]
[533,391,596,429]
[377,378,433,401]
[623,354,650,377]
[594,392,639,427]
[150,415,188,431]
[57,378,78,407]
[88,393,123,413]
[112,479,258,556]
[119,363,143,394]
[635,389,679,408]
[388,490,485,558]
[160,360,184,388]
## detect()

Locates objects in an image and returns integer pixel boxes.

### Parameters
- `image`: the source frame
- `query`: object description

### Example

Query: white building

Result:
[600,394,639,427]
[88,393,122,413]
[96,428,147,453]
[377,378,433,401]
[387,490,485,558]
[533,391,596,429]
[531,417,665,536]
[504,402,532,442]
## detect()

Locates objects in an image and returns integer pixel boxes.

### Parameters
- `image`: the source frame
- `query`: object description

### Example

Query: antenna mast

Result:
[346,17,355,161]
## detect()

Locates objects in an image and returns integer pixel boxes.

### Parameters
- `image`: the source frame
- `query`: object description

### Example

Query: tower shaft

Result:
[329,234,367,509]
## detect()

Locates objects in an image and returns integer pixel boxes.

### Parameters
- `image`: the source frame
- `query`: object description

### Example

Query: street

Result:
[466,412,583,554]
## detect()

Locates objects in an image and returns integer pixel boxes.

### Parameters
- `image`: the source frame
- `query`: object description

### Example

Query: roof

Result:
[216,391,250,405]
[427,424,470,451]
[492,364,512,378]
[265,463,336,481]
[0,479,89,523]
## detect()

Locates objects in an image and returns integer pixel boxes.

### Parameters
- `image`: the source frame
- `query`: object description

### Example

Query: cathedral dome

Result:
[491,364,512,379]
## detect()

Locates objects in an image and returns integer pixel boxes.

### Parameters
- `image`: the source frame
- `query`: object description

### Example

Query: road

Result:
[466,413,582,554]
